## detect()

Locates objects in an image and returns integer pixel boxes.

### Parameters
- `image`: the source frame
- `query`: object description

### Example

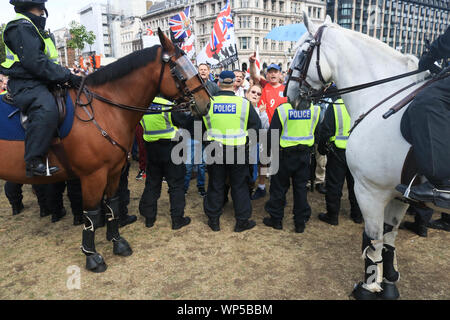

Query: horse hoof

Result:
[380,282,400,300]
[113,238,133,257]
[351,282,379,300]
[86,253,108,273]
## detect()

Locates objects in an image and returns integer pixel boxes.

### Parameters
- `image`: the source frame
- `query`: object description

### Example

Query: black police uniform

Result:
[4,181,48,216]
[317,102,363,225]
[139,113,192,229]
[399,27,450,206]
[1,4,81,176]
[114,161,137,228]
[203,90,261,232]
[263,108,314,233]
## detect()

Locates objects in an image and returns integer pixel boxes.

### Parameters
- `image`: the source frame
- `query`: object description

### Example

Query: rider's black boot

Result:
[26,160,59,178]
[397,180,450,209]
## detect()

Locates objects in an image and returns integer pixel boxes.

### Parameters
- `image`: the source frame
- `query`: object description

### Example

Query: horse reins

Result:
[73,48,211,159]
[287,25,447,134]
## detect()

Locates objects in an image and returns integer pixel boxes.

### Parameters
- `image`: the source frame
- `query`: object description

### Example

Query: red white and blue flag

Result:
[196,0,238,69]
[169,7,192,41]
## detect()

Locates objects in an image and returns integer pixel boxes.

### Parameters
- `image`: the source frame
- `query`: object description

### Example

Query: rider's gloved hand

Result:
[418,51,441,74]
[68,74,83,88]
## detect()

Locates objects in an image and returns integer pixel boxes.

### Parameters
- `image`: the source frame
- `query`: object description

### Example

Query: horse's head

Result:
[157,29,211,117]
[285,13,334,110]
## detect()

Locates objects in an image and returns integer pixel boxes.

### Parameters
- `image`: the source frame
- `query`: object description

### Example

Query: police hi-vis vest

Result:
[329,99,350,150]
[203,95,250,146]
[141,97,178,142]
[278,103,320,148]
[1,13,59,69]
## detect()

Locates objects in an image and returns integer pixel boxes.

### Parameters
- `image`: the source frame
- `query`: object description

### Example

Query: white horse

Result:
[286,14,441,299]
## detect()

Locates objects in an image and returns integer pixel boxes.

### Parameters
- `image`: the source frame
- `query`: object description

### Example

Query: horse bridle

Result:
[76,48,211,114]
[74,47,212,159]
[285,25,329,103]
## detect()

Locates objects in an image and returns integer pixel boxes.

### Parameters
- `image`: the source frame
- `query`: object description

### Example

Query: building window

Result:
[239,37,251,49]
[271,40,276,51]
[241,0,249,8]
[239,16,251,28]
[271,19,277,29]
[271,0,276,11]
[279,1,284,12]
[255,17,260,29]
[263,38,268,50]
[263,18,269,29]
[200,5,206,15]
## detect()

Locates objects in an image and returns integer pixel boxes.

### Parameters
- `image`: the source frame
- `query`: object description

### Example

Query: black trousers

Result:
[4,182,46,207]
[10,84,59,164]
[204,163,252,221]
[325,148,361,218]
[46,179,83,215]
[139,140,186,219]
[4,180,82,215]
[264,147,311,224]
[114,162,130,217]
[401,76,450,184]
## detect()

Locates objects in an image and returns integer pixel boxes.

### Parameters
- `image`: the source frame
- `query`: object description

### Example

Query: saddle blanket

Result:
[0,93,74,141]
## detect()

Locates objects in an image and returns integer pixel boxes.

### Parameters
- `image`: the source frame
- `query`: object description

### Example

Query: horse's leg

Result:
[104,169,133,257]
[80,171,108,273]
[352,182,388,300]
[380,198,408,300]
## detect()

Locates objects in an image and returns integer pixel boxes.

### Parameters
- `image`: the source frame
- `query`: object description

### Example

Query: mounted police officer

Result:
[397,26,450,209]
[139,97,192,230]
[202,71,261,232]
[263,100,320,233]
[1,0,82,177]
[317,89,363,225]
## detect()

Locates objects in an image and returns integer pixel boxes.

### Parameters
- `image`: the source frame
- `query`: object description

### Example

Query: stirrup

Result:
[402,174,418,200]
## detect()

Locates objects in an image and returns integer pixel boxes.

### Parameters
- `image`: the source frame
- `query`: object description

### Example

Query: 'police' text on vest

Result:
[288,109,311,120]
[213,103,237,114]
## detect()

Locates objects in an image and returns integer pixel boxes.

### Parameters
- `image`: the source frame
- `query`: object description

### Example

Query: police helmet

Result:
[10,0,47,5]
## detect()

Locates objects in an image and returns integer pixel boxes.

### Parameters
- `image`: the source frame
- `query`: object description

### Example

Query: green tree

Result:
[67,21,96,53]
[0,24,6,63]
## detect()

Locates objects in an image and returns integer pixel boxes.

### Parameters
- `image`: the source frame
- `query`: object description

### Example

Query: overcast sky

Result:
[0,0,107,31]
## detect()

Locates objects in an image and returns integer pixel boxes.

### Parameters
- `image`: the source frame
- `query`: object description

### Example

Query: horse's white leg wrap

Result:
[362,231,384,292]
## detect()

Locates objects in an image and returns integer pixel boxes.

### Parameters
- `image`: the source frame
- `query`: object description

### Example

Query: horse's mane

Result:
[85,45,161,86]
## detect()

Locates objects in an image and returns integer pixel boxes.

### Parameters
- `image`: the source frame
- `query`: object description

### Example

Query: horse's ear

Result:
[324,15,333,25]
[158,27,175,54]
[302,11,317,34]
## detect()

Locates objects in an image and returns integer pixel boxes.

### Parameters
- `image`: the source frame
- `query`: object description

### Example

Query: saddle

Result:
[4,85,68,130]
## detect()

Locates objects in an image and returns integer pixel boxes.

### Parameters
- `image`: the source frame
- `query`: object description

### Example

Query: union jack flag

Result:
[169,7,192,41]
[206,0,233,56]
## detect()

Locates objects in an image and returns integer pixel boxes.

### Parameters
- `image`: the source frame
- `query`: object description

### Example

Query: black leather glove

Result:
[418,51,441,74]
[68,74,83,88]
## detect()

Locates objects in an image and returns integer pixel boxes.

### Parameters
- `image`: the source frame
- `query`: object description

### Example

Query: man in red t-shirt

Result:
[249,54,287,123]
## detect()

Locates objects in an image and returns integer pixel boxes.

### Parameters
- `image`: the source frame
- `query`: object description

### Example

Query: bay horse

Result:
[285,14,441,299]
[0,29,211,272]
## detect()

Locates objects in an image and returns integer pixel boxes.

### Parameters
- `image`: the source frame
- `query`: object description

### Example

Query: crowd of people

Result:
[2,53,449,236]
[1,0,448,239]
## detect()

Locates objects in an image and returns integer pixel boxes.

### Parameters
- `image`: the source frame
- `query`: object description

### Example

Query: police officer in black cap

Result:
[397,27,450,209]
[0,0,82,177]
